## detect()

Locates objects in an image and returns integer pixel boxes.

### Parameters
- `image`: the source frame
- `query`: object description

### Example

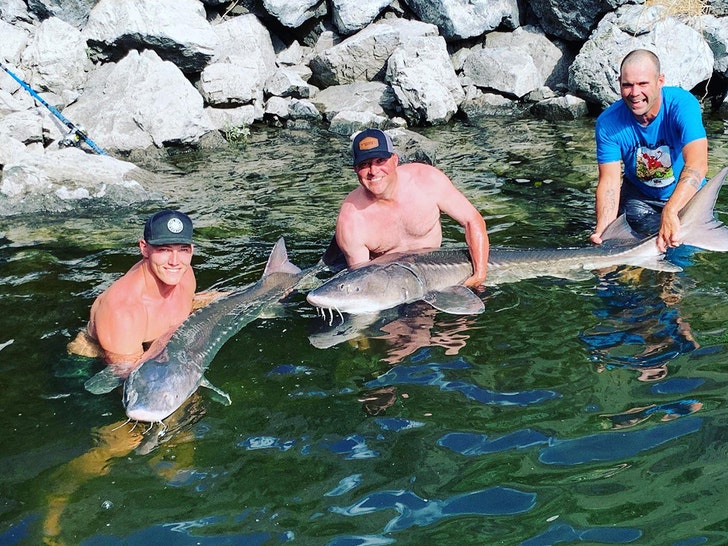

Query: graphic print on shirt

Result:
[635,144,674,187]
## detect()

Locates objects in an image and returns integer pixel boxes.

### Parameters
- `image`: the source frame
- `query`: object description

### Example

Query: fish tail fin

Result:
[263,238,302,277]
[679,167,728,251]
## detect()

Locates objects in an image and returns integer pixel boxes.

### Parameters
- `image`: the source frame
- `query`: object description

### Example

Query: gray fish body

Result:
[124,238,312,423]
[307,167,728,316]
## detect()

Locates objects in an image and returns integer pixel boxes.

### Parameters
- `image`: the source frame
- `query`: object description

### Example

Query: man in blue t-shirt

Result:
[590,49,708,252]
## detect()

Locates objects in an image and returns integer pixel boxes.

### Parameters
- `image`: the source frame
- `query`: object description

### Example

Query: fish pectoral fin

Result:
[559,268,595,282]
[200,377,232,406]
[624,257,683,273]
[423,286,485,315]
[84,367,124,394]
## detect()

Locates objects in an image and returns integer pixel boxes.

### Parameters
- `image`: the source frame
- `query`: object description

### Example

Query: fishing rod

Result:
[0,62,107,155]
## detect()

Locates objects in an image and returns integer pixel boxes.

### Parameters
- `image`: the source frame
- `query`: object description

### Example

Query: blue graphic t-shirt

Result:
[595,86,706,201]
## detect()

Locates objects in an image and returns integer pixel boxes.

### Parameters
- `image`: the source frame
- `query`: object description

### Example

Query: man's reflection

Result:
[580,266,698,382]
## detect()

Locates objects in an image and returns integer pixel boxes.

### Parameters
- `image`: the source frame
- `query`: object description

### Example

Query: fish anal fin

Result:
[200,376,232,406]
[423,285,485,315]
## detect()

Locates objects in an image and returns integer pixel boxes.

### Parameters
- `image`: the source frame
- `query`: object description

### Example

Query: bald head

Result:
[620,49,661,79]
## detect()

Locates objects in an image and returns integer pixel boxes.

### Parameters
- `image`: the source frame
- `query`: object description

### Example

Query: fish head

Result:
[123,362,189,423]
[306,262,423,314]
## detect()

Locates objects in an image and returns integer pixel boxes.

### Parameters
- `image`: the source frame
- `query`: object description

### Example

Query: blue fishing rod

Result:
[0,62,107,155]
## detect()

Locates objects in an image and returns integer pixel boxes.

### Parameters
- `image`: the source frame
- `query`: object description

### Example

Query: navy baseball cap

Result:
[143,210,193,245]
[352,129,395,166]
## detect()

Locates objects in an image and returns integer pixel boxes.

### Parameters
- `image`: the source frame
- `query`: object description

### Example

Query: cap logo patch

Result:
[358,136,380,151]
[167,218,184,234]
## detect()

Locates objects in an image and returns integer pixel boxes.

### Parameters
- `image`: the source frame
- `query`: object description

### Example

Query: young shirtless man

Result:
[335,128,489,288]
[68,210,217,373]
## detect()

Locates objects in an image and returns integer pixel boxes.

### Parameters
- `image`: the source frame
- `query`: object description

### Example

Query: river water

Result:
[2,115,728,545]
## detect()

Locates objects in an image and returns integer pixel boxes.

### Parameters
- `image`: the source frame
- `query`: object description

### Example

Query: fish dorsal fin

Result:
[263,238,302,277]
[423,285,485,315]
[600,214,641,244]
[679,167,728,251]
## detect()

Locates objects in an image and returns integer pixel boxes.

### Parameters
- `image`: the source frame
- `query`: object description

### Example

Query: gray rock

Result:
[328,110,389,135]
[20,16,91,97]
[485,25,574,91]
[63,50,215,152]
[206,105,258,132]
[0,147,157,216]
[0,20,29,64]
[528,0,630,42]
[402,0,520,40]
[264,68,314,99]
[83,0,217,73]
[569,5,714,107]
[459,92,521,119]
[212,13,276,75]
[26,0,98,28]
[288,98,322,121]
[311,81,399,121]
[699,14,728,75]
[309,22,401,87]
[331,0,392,35]
[386,35,464,124]
[198,57,265,107]
[0,0,35,24]
[265,96,291,120]
[530,94,588,121]
[0,108,44,145]
[262,0,327,28]
[463,46,542,99]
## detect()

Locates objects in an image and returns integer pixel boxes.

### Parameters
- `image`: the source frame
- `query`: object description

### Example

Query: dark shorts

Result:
[620,183,666,236]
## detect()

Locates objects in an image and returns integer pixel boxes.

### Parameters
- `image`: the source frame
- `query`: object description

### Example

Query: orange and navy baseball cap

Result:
[352,129,395,167]
[143,209,193,245]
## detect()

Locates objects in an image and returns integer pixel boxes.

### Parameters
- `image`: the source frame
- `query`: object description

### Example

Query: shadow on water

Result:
[2,119,728,544]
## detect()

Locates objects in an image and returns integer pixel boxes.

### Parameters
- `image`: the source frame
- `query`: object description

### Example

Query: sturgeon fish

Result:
[121,238,318,424]
[306,167,728,316]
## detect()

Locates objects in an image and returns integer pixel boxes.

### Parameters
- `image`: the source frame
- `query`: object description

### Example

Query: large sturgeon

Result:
[307,167,728,316]
[120,238,319,424]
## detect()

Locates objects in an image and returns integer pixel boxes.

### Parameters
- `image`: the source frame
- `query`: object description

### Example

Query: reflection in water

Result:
[330,486,537,534]
[42,396,205,545]
[580,267,699,381]
[308,302,477,364]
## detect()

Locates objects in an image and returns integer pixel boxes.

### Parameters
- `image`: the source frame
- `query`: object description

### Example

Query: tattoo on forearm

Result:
[679,167,702,190]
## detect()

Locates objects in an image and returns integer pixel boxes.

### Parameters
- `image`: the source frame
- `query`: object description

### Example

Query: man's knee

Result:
[623,198,662,235]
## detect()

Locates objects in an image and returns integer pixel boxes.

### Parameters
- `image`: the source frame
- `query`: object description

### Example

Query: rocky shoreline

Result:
[1,0,727,215]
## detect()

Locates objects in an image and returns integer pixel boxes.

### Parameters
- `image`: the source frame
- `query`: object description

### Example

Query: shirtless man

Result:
[335,128,489,287]
[68,210,216,372]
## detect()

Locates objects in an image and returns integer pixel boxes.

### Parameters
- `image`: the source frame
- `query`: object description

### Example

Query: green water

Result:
[2,117,728,545]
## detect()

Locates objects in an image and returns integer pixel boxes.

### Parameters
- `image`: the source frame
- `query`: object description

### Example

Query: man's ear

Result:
[139,239,150,257]
[392,154,400,166]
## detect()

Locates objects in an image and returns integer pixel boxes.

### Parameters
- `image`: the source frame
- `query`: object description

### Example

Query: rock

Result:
[459,92,521,119]
[485,25,574,91]
[83,0,217,73]
[0,108,45,145]
[530,94,588,121]
[261,0,327,28]
[264,68,314,99]
[311,81,399,121]
[528,0,632,42]
[62,50,215,152]
[26,0,98,28]
[700,14,728,75]
[402,0,520,40]
[20,16,91,97]
[463,46,542,99]
[386,35,464,124]
[0,20,29,64]
[0,147,158,216]
[198,58,265,107]
[330,0,392,35]
[328,110,389,135]
[569,5,714,107]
